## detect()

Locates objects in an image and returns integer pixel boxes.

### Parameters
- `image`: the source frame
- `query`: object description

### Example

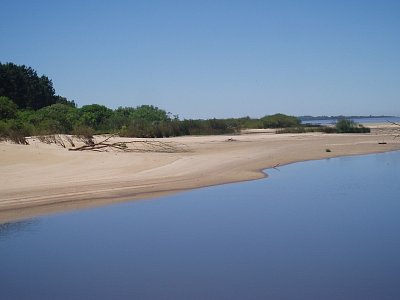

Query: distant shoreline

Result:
[299,115,399,122]
[300,115,396,119]
[1,124,400,223]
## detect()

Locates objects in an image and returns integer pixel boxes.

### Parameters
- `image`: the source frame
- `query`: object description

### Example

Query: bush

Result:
[276,126,336,134]
[0,96,18,119]
[335,119,370,133]
[276,127,307,134]
[238,117,263,129]
[0,119,34,144]
[321,126,337,133]
[35,103,79,134]
[261,113,300,128]
[72,124,95,138]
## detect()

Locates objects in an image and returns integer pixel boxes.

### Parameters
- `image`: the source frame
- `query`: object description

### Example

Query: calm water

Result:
[1,151,400,300]
[302,116,400,125]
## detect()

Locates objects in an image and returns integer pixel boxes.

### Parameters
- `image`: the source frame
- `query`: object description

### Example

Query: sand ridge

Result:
[1,126,399,222]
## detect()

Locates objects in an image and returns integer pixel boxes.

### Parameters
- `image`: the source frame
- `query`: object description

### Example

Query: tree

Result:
[132,105,170,122]
[55,95,76,108]
[0,62,57,109]
[79,104,113,130]
[35,103,79,133]
[261,113,301,128]
[107,106,137,130]
[0,96,18,119]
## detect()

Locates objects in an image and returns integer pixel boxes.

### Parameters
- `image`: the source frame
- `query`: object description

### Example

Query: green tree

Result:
[132,105,170,122]
[35,103,79,133]
[0,62,57,109]
[107,106,137,131]
[261,113,300,128]
[79,104,113,131]
[55,95,76,108]
[0,96,18,119]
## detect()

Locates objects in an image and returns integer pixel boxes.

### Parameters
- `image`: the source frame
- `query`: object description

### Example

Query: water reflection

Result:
[0,219,39,240]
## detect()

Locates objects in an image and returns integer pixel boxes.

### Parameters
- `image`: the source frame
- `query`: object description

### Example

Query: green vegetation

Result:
[0,96,18,119]
[0,62,241,142]
[261,113,301,128]
[276,119,370,134]
[0,62,75,109]
[335,118,371,133]
[0,62,371,144]
[275,126,326,134]
[299,115,394,122]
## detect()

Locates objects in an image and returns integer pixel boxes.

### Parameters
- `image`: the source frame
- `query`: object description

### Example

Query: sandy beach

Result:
[1,124,399,222]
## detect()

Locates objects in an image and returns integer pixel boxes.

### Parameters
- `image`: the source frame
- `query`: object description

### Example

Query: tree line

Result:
[0,62,369,143]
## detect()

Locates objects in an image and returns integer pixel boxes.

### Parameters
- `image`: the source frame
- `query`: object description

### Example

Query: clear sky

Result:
[2,0,399,119]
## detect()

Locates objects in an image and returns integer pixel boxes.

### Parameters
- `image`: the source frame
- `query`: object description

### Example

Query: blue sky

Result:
[2,0,399,118]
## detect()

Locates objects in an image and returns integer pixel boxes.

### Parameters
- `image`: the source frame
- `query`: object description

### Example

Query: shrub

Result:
[261,113,301,128]
[0,96,18,119]
[35,103,78,133]
[335,119,370,133]
[276,126,336,134]
[0,119,34,144]
[72,124,94,138]
[276,127,307,134]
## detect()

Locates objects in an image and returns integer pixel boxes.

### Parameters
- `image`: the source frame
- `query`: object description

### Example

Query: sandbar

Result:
[1,124,399,222]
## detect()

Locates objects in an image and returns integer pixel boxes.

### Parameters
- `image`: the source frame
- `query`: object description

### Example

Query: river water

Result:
[1,151,399,299]
[301,116,400,125]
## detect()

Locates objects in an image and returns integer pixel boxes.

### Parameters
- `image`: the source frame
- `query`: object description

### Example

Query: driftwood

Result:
[0,135,29,145]
[38,134,68,148]
[68,135,185,153]
[272,163,281,171]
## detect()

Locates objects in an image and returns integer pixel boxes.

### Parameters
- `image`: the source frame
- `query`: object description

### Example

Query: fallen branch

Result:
[69,136,185,153]
[272,163,280,171]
